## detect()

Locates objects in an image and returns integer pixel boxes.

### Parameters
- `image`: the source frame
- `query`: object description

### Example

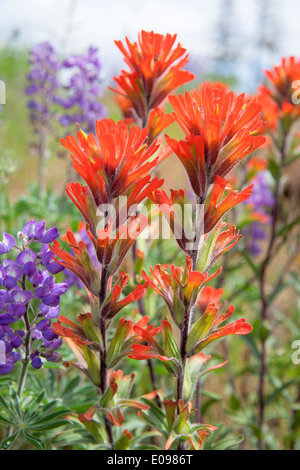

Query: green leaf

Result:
[265,378,300,405]
[130,431,161,447]
[30,420,69,432]
[24,391,46,421]
[0,413,15,425]
[210,434,244,450]
[10,389,22,418]
[62,376,81,397]
[0,394,15,419]
[30,409,70,426]
[268,158,281,181]
[0,431,20,450]
[23,430,46,450]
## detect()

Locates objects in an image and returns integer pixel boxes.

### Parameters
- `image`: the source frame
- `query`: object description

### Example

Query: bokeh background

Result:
[1,0,300,450]
[1,0,300,198]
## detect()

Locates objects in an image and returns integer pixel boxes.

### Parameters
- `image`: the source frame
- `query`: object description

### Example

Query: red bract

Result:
[186,303,253,356]
[204,176,253,233]
[87,214,148,274]
[111,31,194,124]
[49,230,101,294]
[149,188,192,253]
[52,314,101,386]
[168,83,266,196]
[60,119,162,208]
[142,255,221,327]
[259,56,300,120]
[101,270,148,319]
[196,286,224,313]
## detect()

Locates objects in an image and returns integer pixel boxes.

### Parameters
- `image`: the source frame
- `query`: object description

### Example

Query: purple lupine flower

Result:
[57,46,106,134]
[38,243,64,274]
[22,220,59,244]
[26,42,61,128]
[0,232,16,255]
[244,171,275,256]
[0,220,67,374]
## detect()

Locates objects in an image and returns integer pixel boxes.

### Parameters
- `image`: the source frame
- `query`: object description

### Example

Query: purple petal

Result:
[22,220,37,239]
[17,250,37,266]
[35,319,50,331]
[31,356,43,369]
[46,262,65,274]
[4,262,22,279]
[0,314,15,326]
[11,290,32,304]
[42,293,60,307]
[35,221,46,240]
[23,262,36,277]
[52,283,68,296]
[42,328,57,341]
[0,363,15,375]
[6,303,27,317]
[34,286,49,299]
[0,232,16,255]
[3,276,18,290]
[40,227,59,243]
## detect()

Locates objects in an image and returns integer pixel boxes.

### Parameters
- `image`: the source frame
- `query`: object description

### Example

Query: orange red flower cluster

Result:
[167,83,266,199]
[47,30,267,450]
[258,56,300,128]
[112,31,194,121]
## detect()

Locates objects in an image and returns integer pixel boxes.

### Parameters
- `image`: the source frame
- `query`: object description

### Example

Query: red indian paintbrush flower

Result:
[52,313,102,386]
[51,215,149,279]
[186,303,252,356]
[101,270,148,319]
[259,56,300,118]
[49,230,101,294]
[60,119,163,212]
[142,255,221,327]
[111,31,194,126]
[196,286,224,313]
[167,83,266,198]
[204,175,253,233]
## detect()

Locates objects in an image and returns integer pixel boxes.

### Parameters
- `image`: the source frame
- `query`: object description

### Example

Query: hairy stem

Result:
[98,266,114,448]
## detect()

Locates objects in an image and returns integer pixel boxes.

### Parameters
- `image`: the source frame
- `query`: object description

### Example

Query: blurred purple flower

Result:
[57,46,106,133]
[26,42,61,128]
[244,172,275,256]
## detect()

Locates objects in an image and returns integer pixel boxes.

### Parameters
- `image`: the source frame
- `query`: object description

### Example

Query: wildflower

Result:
[142,255,221,327]
[0,232,16,255]
[60,119,163,212]
[57,46,106,133]
[26,42,60,128]
[259,56,300,122]
[0,221,66,373]
[167,83,266,196]
[111,31,194,126]
[204,176,253,233]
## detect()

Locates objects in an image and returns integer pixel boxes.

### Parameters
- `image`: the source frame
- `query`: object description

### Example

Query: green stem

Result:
[98,266,114,448]
[17,273,32,399]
